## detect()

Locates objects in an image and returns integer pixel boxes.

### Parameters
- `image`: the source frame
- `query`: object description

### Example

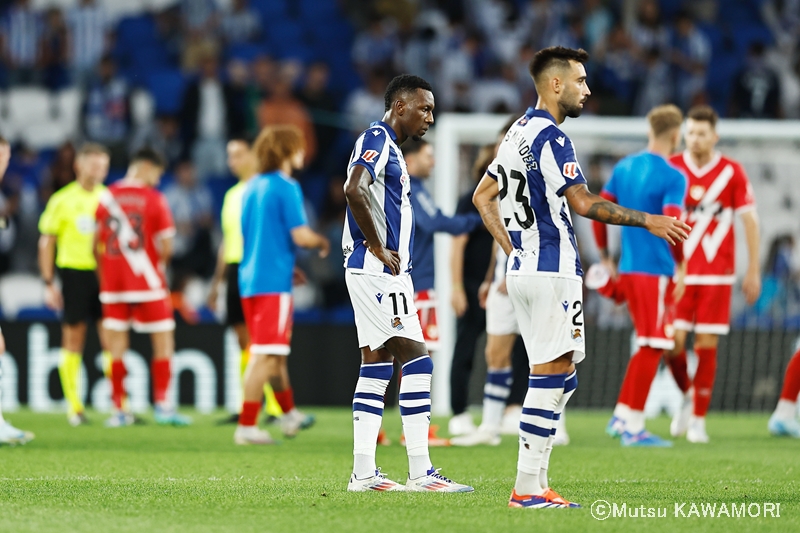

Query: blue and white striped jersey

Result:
[343,121,415,275]
[488,107,588,280]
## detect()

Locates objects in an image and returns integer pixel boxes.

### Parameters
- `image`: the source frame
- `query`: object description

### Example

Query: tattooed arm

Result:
[472,174,513,256]
[564,184,690,245]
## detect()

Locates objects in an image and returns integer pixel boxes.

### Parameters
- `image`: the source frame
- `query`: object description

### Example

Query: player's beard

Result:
[559,90,584,119]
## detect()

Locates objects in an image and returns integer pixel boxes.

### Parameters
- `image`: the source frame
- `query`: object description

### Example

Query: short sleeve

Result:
[662,168,687,210]
[348,127,389,182]
[154,192,176,238]
[38,195,61,235]
[486,156,500,181]
[281,181,308,230]
[732,163,756,213]
[539,130,587,196]
[603,166,619,201]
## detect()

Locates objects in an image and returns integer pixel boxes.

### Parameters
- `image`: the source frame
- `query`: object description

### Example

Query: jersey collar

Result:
[682,150,721,178]
[525,107,556,124]
[370,121,398,142]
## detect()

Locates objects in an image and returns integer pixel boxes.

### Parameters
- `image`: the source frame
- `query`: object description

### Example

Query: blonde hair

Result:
[647,104,684,137]
[254,125,305,173]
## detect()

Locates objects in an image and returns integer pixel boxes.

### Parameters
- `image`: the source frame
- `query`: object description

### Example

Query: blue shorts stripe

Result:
[519,422,552,438]
[528,373,568,389]
[564,371,578,393]
[359,363,394,380]
[353,392,384,403]
[399,404,430,416]
[522,407,554,419]
[398,391,430,401]
[353,402,384,416]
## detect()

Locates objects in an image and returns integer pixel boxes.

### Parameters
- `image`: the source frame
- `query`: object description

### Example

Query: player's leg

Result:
[667,285,696,437]
[102,303,135,427]
[235,350,275,444]
[769,348,800,437]
[59,322,87,424]
[508,276,581,508]
[0,331,34,444]
[448,298,481,436]
[501,337,528,434]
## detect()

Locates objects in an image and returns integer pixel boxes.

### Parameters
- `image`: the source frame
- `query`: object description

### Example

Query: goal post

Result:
[429,113,800,416]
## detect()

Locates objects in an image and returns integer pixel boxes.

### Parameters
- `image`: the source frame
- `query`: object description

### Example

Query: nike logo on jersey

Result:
[562,301,569,311]
[376,293,383,303]
[555,136,565,147]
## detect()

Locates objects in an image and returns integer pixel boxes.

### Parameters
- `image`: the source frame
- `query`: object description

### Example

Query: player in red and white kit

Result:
[667,106,761,443]
[95,148,191,428]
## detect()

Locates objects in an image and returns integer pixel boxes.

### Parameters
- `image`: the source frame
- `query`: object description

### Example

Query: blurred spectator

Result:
[312,175,349,307]
[547,15,587,51]
[129,114,183,169]
[164,160,215,279]
[470,62,520,113]
[2,0,42,86]
[180,50,246,179]
[670,10,711,109]
[258,65,317,164]
[630,0,670,59]
[634,47,673,116]
[351,15,398,74]
[66,0,110,87]
[730,42,782,118]
[344,67,389,133]
[399,12,449,84]
[181,0,217,35]
[39,141,75,203]
[596,25,639,114]
[439,31,485,111]
[296,61,338,171]
[763,0,800,50]
[245,54,277,134]
[40,8,69,91]
[515,0,564,52]
[221,0,261,45]
[582,0,613,53]
[81,55,130,168]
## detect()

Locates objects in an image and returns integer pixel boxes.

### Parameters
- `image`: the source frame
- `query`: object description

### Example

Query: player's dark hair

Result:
[687,104,718,128]
[384,74,433,111]
[130,147,166,168]
[528,46,589,86]
[400,138,428,157]
[227,132,255,147]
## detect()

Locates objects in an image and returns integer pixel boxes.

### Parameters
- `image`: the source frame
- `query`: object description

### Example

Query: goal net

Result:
[429,114,800,416]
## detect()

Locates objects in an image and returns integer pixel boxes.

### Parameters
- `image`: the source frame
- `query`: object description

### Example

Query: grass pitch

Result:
[0,408,797,533]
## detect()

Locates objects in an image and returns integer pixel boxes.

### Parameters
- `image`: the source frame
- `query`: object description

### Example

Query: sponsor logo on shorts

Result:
[572,329,582,341]
[391,317,404,331]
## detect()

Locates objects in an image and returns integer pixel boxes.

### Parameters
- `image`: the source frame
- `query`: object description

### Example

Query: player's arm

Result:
[564,184,690,245]
[207,241,226,311]
[291,226,330,257]
[472,174,512,255]
[37,234,62,310]
[412,186,481,235]
[157,234,174,264]
[740,209,761,305]
[344,164,400,274]
[478,241,498,309]
[450,233,469,317]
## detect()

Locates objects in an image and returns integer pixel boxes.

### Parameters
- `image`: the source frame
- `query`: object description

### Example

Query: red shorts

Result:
[103,298,175,332]
[618,273,675,350]
[415,290,439,350]
[242,293,293,356]
[674,284,732,335]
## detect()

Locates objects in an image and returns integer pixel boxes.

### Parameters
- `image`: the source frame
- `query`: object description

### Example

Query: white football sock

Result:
[482,367,512,432]
[774,399,797,420]
[352,362,392,479]
[400,356,433,479]
[626,410,645,434]
[540,370,576,489]
[613,403,631,421]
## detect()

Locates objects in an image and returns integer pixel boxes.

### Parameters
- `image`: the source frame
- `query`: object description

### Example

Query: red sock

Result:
[239,401,260,426]
[152,358,171,405]
[780,349,800,402]
[111,359,127,410]
[628,346,663,411]
[693,347,717,416]
[667,350,691,393]
[274,388,295,413]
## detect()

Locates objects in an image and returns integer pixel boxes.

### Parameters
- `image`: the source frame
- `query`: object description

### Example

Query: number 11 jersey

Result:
[487,107,587,280]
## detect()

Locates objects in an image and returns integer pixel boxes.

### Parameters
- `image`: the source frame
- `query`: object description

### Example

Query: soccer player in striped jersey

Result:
[345,74,472,493]
[0,136,34,445]
[593,105,687,447]
[472,47,690,508]
[39,143,111,426]
[234,126,329,445]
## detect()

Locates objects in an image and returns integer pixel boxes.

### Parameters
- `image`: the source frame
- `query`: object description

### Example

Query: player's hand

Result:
[742,268,762,306]
[318,237,330,259]
[644,214,691,245]
[672,279,686,302]
[601,258,618,279]
[451,286,468,317]
[206,285,219,311]
[43,283,63,311]
[292,267,308,286]
[497,278,508,295]
[366,241,400,275]
[478,281,490,309]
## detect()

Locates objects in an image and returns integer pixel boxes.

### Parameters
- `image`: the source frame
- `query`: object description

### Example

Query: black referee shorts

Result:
[60,268,102,325]
[225,263,245,326]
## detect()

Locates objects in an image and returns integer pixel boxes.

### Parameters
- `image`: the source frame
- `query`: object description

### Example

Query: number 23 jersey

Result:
[95,180,176,302]
[487,107,587,280]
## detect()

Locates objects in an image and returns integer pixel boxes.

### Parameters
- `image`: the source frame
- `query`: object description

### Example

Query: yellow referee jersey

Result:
[38,181,106,270]
[221,181,247,264]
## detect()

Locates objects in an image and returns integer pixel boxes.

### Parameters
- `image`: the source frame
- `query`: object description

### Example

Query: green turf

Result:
[0,408,797,533]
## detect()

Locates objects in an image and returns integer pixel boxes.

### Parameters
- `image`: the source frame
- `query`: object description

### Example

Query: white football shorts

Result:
[345,270,424,351]
[506,275,585,366]
[485,281,520,336]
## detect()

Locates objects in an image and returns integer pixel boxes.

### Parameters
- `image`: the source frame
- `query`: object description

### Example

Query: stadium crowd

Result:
[0,0,797,320]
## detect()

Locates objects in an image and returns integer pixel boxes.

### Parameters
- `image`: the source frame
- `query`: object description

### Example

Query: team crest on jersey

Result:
[391,317,404,331]
[517,117,529,126]
[361,149,379,163]
[689,185,705,201]
[571,329,582,341]
[562,162,578,179]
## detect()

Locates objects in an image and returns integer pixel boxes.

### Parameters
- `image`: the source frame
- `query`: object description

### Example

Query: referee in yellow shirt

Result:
[208,137,282,422]
[38,143,110,426]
